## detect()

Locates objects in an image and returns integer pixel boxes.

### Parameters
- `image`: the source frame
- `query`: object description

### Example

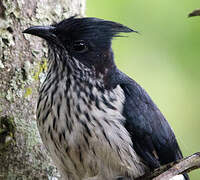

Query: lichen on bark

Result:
[0,116,15,150]
[0,0,85,179]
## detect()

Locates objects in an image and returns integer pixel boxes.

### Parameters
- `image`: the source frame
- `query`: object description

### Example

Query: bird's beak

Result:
[23,26,56,41]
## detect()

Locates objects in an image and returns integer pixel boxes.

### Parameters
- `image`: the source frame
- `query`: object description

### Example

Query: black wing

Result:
[109,69,188,179]
[120,79,181,168]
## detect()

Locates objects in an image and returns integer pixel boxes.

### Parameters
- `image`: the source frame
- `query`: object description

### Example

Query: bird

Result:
[23,16,189,180]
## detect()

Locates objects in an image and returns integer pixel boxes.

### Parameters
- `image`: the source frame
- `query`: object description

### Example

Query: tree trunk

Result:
[0,0,85,179]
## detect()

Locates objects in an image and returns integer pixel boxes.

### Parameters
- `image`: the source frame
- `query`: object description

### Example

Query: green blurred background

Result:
[87,0,200,179]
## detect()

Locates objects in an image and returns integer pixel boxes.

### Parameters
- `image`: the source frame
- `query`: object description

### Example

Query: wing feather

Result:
[118,74,182,168]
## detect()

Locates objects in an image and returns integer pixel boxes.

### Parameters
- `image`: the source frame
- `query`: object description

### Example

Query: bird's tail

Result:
[170,174,189,180]
[116,173,189,180]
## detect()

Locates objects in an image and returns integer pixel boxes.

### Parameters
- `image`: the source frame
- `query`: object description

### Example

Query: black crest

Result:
[54,16,137,47]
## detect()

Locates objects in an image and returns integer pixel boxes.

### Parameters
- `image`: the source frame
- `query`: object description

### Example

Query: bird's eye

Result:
[72,40,88,53]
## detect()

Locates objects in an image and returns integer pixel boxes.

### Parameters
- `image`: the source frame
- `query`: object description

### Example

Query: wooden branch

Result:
[136,152,200,180]
[188,9,200,17]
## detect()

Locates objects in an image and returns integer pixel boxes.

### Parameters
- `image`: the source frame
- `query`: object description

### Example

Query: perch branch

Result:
[188,9,200,17]
[136,152,200,180]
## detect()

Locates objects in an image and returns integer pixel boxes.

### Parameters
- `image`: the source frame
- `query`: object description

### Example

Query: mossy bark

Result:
[0,0,85,179]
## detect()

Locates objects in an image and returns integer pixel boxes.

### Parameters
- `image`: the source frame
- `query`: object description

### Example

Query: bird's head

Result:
[23,17,136,79]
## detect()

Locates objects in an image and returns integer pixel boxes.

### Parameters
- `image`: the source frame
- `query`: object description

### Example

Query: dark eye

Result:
[72,40,88,53]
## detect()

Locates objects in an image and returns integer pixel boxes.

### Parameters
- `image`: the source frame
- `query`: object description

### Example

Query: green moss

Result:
[33,57,48,81]
[24,87,32,98]
[0,116,16,150]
